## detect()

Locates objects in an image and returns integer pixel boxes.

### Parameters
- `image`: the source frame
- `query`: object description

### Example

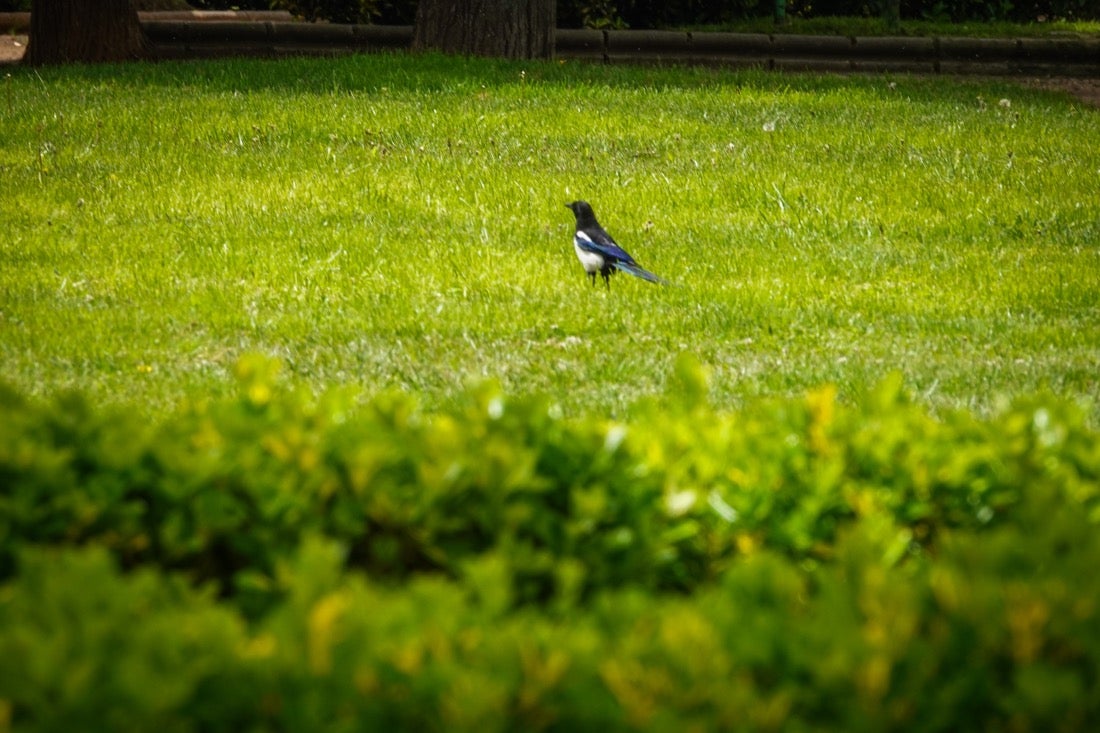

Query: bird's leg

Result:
[601,266,612,289]
[587,271,597,287]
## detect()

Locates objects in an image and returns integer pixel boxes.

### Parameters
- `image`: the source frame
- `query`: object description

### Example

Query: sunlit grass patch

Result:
[1,54,1098,418]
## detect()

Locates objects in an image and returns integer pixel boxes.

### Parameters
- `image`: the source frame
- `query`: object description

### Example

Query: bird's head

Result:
[566,200,598,228]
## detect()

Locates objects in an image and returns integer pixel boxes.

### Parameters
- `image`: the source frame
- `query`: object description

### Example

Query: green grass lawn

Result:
[1,53,1098,419]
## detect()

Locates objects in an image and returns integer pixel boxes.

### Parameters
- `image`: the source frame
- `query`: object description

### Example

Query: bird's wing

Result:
[575,228,636,265]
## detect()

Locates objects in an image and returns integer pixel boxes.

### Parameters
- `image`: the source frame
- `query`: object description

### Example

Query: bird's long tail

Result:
[615,262,667,285]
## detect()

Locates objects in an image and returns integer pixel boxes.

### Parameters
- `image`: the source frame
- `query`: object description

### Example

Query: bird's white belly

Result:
[574,241,605,273]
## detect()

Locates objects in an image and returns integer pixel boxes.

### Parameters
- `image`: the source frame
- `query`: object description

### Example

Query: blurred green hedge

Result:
[1,355,1098,731]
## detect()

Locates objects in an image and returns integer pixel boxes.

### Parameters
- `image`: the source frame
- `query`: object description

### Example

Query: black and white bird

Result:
[566,201,666,289]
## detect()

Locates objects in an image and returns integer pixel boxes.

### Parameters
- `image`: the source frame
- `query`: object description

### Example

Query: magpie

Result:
[566,200,666,289]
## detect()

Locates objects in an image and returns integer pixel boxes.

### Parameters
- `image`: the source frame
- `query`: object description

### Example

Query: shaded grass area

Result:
[1,54,1098,418]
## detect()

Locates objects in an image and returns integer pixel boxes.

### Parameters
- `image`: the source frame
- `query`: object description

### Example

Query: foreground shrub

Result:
[1,357,1098,729]
[2,357,1098,612]
[2,511,1098,730]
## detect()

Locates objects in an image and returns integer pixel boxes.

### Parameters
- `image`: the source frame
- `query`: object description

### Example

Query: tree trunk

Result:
[413,0,555,60]
[773,0,788,26]
[880,0,901,29]
[25,0,149,66]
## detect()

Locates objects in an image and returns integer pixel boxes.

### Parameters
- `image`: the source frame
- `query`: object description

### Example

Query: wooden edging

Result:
[0,10,295,32]
[564,28,1100,75]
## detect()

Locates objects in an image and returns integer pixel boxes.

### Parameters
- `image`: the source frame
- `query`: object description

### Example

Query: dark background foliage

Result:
[4,0,1095,25]
[264,0,1100,25]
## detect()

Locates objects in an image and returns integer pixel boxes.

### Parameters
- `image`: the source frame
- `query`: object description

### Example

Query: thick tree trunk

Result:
[25,0,149,66]
[413,0,554,60]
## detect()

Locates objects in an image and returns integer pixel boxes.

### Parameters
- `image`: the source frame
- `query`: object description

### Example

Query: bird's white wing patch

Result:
[574,235,605,273]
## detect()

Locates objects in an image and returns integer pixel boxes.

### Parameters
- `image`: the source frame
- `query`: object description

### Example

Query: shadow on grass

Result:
[4,49,1061,107]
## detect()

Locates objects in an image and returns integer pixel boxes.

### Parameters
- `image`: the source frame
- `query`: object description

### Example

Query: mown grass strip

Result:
[1,53,1097,418]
